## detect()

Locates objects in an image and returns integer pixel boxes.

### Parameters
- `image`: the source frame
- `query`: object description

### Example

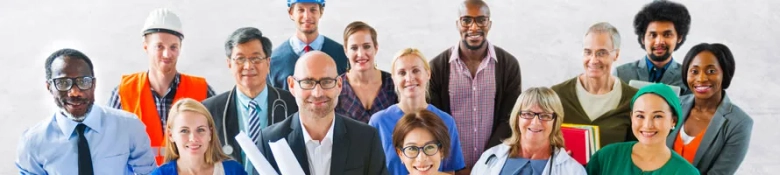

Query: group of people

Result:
[15,0,753,175]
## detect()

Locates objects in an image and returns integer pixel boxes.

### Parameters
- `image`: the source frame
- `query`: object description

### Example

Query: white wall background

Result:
[1,0,778,174]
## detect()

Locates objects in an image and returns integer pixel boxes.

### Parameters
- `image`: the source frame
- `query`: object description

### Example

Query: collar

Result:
[299,115,336,144]
[449,41,497,63]
[236,85,269,111]
[56,105,102,138]
[644,56,673,71]
[289,35,325,55]
[491,144,572,166]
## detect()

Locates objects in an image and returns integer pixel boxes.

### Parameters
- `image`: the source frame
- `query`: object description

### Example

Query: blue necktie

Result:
[247,101,263,144]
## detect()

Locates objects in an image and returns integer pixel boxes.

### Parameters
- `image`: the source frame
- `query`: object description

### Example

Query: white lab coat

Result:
[471,144,586,175]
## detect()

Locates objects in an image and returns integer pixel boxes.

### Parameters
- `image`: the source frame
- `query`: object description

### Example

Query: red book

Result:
[561,127,589,165]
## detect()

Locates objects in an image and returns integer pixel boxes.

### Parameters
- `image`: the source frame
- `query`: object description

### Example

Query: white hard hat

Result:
[141,8,183,38]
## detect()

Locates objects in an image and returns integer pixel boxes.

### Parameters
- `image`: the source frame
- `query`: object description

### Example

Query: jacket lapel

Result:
[330,115,349,174]
[224,87,243,162]
[288,113,311,174]
[635,59,651,81]
[693,94,733,166]
[659,61,680,84]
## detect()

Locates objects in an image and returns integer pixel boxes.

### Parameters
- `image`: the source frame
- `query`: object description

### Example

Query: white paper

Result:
[268,138,305,175]
[234,132,279,175]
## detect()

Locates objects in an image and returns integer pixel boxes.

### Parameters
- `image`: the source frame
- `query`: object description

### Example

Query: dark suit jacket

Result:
[666,93,753,175]
[202,85,299,167]
[614,59,690,95]
[258,113,388,175]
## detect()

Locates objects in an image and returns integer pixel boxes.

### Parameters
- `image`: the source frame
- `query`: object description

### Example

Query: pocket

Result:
[94,152,130,174]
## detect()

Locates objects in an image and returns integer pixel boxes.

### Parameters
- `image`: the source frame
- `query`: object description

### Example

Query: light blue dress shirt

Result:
[235,87,269,174]
[289,34,325,56]
[15,105,156,175]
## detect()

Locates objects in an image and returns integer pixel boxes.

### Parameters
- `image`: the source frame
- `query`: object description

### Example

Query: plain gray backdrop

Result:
[1,0,778,174]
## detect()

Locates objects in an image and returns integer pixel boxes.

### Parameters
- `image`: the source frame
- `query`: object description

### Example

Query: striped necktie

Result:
[247,101,263,143]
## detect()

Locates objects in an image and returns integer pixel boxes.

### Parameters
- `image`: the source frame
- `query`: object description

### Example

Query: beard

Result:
[648,45,672,62]
[56,97,94,122]
[302,96,335,117]
[462,39,485,50]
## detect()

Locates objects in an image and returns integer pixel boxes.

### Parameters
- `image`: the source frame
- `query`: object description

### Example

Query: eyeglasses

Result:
[583,49,615,58]
[400,143,441,158]
[460,16,489,27]
[519,111,556,121]
[231,56,268,65]
[293,77,338,90]
[47,76,95,91]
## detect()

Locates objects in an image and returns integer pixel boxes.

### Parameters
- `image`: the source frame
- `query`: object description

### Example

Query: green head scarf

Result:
[630,83,684,133]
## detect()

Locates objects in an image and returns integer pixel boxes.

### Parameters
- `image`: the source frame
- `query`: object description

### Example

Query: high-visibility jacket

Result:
[118,72,208,165]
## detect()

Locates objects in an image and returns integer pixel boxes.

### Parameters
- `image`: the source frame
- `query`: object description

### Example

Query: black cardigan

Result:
[428,45,522,149]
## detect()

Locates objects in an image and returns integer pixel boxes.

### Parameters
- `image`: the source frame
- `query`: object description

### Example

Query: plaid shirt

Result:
[335,71,398,123]
[107,73,216,133]
[448,43,497,167]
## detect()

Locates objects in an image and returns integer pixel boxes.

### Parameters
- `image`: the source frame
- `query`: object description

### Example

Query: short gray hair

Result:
[585,22,621,50]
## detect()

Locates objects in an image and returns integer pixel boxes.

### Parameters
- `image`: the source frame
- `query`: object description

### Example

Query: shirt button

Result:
[474,128,477,132]
[473,108,477,111]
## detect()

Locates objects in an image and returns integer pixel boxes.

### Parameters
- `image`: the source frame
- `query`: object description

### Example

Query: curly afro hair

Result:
[633,0,691,51]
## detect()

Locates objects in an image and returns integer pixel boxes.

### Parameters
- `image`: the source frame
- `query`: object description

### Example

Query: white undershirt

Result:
[680,125,696,145]
[576,77,623,121]
[300,117,335,175]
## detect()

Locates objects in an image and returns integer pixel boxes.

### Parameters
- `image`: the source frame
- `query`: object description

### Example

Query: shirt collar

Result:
[299,115,336,144]
[449,41,497,63]
[289,35,325,55]
[644,56,673,71]
[56,105,102,138]
[236,86,269,111]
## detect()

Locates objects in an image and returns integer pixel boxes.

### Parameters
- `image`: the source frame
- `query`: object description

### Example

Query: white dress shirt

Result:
[300,117,336,175]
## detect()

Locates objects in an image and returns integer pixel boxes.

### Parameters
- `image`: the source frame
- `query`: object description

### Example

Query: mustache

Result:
[61,96,88,103]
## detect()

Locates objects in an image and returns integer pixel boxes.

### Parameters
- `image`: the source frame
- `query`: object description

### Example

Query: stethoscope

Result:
[485,146,555,175]
[221,86,290,155]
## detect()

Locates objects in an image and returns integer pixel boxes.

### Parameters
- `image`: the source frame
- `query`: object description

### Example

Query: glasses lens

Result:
[541,114,555,121]
[520,112,534,119]
[76,77,94,90]
[403,146,420,158]
[53,78,73,91]
[460,17,473,26]
[423,144,439,156]
[299,80,316,89]
[320,78,336,89]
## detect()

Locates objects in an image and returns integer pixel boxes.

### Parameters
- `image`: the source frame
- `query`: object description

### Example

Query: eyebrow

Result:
[404,140,437,146]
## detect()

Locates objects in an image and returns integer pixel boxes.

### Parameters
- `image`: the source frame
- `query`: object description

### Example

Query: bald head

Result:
[293,51,338,78]
[459,0,490,17]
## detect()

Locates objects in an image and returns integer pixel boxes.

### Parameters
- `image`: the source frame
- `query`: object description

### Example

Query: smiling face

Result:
[288,52,342,118]
[686,51,724,100]
[397,128,442,175]
[289,3,322,35]
[458,4,491,50]
[345,30,377,72]
[169,111,211,156]
[47,56,95,118]
[392,55,430,100]
[518,104,555,144]
[582,32,619,78]
[643,21,680,62]
[631,94,676,146]
[228,39,270,91]
[144,32,181,73]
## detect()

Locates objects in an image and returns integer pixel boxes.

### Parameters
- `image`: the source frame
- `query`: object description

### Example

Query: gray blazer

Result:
[258,113,389,175]
[666,93,753,175]
[614,59,689,95]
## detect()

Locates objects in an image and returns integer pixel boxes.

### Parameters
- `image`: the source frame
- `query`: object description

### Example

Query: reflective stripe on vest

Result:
[118,72,208,165]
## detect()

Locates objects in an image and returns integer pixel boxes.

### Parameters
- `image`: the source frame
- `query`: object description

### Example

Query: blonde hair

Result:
[504,87,566,157]
[390,48,431,98]
[163,98,230,164]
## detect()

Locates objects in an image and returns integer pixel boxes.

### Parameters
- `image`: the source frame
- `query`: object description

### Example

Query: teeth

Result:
[414,165,432,171]
[527,128,542,133]
[640,131,657,137]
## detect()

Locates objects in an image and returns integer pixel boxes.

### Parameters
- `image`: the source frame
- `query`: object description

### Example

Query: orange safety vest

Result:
[118,72,208,165]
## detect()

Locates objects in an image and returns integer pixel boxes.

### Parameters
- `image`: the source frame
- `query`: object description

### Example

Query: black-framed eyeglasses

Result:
[583,49,616,58]
[460,16,490,27]
[400,143,441,158]
[293,77,338,90]
[47,76,95,91]
[519,111,556,121]
[231,56,268,65]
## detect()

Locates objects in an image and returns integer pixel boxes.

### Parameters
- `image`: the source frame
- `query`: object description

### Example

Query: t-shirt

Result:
[576,77,623,121]
[368,104,466,175]
[586,141,699,175]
